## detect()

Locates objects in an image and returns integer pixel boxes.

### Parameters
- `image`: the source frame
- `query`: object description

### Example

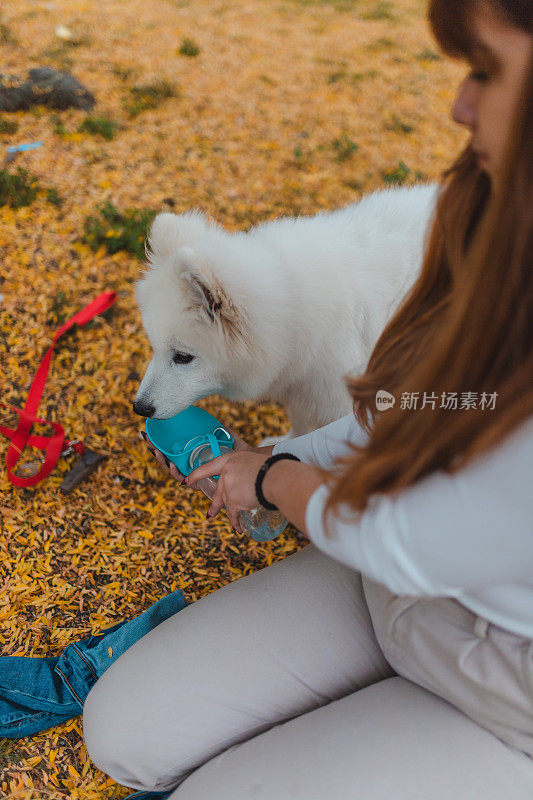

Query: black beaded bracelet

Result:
[255,453,301,511]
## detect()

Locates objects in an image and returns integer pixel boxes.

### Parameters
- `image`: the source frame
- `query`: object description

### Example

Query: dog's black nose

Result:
[133,399,156,418]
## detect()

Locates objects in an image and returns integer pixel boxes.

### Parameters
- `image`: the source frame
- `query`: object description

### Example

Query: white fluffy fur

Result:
[134,183,439,435]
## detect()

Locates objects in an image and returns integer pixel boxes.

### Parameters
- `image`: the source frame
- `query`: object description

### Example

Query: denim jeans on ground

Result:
[0,588,187,738]
[0,589,187,799]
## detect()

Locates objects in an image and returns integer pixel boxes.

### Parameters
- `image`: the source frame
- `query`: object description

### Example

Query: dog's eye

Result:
[172,351,195,365]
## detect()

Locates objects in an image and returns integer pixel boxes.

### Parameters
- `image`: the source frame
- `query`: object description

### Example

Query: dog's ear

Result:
[147,210,209,261]
[179,247,246,339]
[183,267,224,323]
[147,213,178,260]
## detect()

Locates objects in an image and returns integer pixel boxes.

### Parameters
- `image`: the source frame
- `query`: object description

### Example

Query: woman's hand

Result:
[139,427,275,526]
[140,427,323,537]
[140,430,185,481]
[185,450,271,531]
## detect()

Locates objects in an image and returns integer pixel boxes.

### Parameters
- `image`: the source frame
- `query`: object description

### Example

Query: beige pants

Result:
[83,544,533,798]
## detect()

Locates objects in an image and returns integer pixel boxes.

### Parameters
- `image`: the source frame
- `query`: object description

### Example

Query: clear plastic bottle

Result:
[189,443,289,542]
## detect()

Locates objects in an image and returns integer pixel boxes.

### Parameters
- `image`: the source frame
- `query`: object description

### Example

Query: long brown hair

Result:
[321,0,533,529]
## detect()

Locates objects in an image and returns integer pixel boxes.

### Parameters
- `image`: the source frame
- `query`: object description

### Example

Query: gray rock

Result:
[0,66,95,111]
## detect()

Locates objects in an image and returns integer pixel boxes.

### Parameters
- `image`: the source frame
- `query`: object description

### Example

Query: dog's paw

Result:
[259,430,294,448]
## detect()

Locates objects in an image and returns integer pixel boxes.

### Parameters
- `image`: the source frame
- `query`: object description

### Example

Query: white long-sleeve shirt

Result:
[272,412,533,639]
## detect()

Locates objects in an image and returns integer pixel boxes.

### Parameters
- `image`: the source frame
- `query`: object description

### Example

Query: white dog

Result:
[133,183,438,439]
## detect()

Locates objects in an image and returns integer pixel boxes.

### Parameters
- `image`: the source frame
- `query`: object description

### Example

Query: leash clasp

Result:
[61,439,80,457]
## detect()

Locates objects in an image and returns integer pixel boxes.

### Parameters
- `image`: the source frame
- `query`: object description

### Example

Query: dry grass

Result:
[0,0,466,796]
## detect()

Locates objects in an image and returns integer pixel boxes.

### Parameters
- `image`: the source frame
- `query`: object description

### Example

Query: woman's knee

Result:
[82,672,185,792]
[82,678,142,789]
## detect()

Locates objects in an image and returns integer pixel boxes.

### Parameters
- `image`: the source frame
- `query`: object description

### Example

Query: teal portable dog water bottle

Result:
[145,406,289,542]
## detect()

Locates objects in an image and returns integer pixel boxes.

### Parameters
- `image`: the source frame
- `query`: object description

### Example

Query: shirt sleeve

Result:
[271,413,370,469]
[304,417,533,597]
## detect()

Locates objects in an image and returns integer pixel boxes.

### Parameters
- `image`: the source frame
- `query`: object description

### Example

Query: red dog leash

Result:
[1,291,117,488]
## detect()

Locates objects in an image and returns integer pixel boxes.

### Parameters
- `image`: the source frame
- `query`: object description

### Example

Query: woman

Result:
[83,0,533,796]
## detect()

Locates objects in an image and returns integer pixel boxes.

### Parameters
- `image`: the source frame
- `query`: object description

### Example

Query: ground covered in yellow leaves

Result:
[0,0,467,796]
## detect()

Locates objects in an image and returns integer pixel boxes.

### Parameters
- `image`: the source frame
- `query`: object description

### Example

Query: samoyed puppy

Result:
[133,183,438,438]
